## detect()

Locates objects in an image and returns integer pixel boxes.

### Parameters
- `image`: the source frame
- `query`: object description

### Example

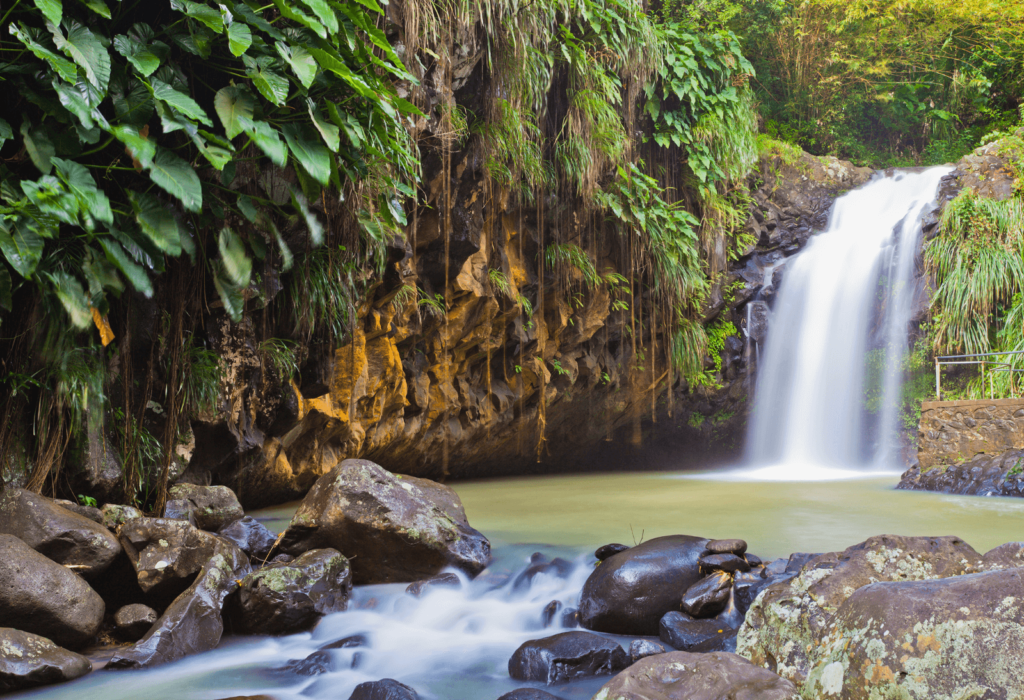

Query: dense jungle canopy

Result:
[0,0,1022,507]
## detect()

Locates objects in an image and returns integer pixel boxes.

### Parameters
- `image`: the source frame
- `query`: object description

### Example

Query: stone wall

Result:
[917,398,1024,470]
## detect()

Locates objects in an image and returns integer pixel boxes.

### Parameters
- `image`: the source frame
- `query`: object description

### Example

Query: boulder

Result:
[113,604,158,641]
[0,534,105,648]
[512,558,573,592]
[542,600,562,627]
[706,539,747,555]
[627,639,666,663]
[349,679,419,699]
[286,650,334,676]
[497,691,564,700]
[734,569,784,615]
[100,503,144,530]
[227,548,352,635]
[595,544,629,561]
[218,516,279,562]
[983,541,1024,569]
[681,571,732,618]
[660,611,736,653]
[0,628,92,693]
[578,535,708,635]
[53,499,104,524]
[802,567,1024,700]
[118,517,231,599]
[560,608,579,628]
[280,459,491,584]
[508,631,628,684]
[699,553,749,573]
[107,535,250,668]
[405,572,461,597]
[166,483,244,531]
[737,534,987,686]
[591,651,799,700]
[0,488,121,578]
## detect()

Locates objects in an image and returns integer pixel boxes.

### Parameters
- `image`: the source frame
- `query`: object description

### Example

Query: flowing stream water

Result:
[19,166,1022,700]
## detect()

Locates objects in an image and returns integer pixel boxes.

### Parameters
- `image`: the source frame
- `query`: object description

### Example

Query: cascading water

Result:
[745,166,952,478]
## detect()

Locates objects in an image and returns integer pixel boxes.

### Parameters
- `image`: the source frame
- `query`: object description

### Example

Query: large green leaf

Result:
[271,0,326,39]
[34,0,62,27]
[226,21,252,56]
[21,175,80,226]
[147,147,203,212]
[170,0,224,32]
[53,157,113,225]
[109,124,156,168]
[130,191,183,255]
[0,119,13,153]
[10,23,77,83]
[52,79,106,130]
[218,226,252,287]
[307,99,339,152]
[214,85,254,139]
[276,42,317,89]
[307,46,374,99]
[21,122,55,175]
[48,271,92,328]
[282,122,330,185]
[192,130,234,170]
[111,79,155,126]
[113,33,164,76]
[49,20,111,93]
[244,56,289,105]
[0,222,45,278]
[232,3,285,40]
[238,117,287,166]
[291,187,323,246]
[212,263,245,321]
[298,0,338,33]
[151,78,212,125]
[76,0,111,18]
[99,238,153,297]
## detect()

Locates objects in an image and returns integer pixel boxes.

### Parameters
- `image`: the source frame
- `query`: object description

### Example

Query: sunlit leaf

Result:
[48,270,92,328]
[282,122,330,185]
[151,78,212,125]
[147,147,203,212]
[214,85,253,139]
[238,116,287,166]
[130,191,183,255]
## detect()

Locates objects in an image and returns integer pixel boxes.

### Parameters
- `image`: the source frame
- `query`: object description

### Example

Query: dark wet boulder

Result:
[802,567,1024,700]
[706,539,747,555]
[681,571,733,618]
[113,604,158,641]
[784,552,819,573]
[745,553,762,567]
[0,534,105,648]
[737,534,987,687]
[100,504,143,531]
[513,558,573,592]
[118,517,230,600]
[349,678,419,699]
[167,484,244,531]
[542,600,562,627]
[982,541,1024,569]
[286,650,333,676]
[227,549,352,635]
[106,536,250,668]
[0,628,92,693]
[405,572,461,597]
[595,544,629,561]
[508,631,628,684]
[53,499,104,524]
[280,459,490,584]
[627,639,666,663]
[497,690,564,700]
[218,516,279,562]
[0,488,121,578]
[592,651,799,700]
[560,608,578,628]
[734,569,783,615]
[699,552,750,573]
[578,535,708,635]
[659,611,736,653]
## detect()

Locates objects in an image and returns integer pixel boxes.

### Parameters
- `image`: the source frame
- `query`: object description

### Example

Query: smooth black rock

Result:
[166,484,244,531]
[286,650,332,676]
[218,516,278,562]
[659,611,736,653]
[785,552,819,573]
[405,573,461,597]
[508,631,628,684]
[113,604,158,641]
[705,539,747,555]
[530,553,550,565]
[496,690,564,700]
[321,634,368,650]
[348,678,419,700]
[594,543,629,561]
[227,549,352,635]
[734,570,776,615]
[745,553,762,567]
[0,488,121,578]
[578,535,708,635]
[513,558,573,592]
[628,638,667,663]
[681,571,733,618]
[542,600,562,627]
[0,534,105,649]
[0,628,92,693]
[699,553,750,573]
[560,608,579,628]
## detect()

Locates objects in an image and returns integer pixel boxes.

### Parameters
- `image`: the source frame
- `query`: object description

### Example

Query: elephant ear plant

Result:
[0,0,420,329]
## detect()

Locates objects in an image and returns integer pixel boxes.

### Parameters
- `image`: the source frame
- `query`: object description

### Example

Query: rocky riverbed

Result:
[4,462,1024,699]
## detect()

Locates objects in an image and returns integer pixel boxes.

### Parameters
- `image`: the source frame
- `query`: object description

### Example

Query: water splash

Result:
[744,167,952,479]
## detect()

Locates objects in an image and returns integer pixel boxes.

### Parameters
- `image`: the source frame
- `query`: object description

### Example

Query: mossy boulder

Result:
[0,627,92,693]
[226,548,352,635]
[0,487,121,578]
[280,459,490,584]
[166,483,244,531]
[802,567,1024,699]
[736,535,988,688]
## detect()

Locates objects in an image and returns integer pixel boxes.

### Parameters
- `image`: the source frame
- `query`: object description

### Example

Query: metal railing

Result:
[935,350,1024,400]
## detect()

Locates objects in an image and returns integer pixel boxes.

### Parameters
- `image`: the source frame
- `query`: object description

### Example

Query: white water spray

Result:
[745,167,951,479]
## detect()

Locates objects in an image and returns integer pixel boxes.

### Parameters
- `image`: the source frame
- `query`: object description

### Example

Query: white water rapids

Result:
[744,167,952,479]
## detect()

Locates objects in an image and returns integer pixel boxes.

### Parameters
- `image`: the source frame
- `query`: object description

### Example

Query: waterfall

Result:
[745,167,951,478]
